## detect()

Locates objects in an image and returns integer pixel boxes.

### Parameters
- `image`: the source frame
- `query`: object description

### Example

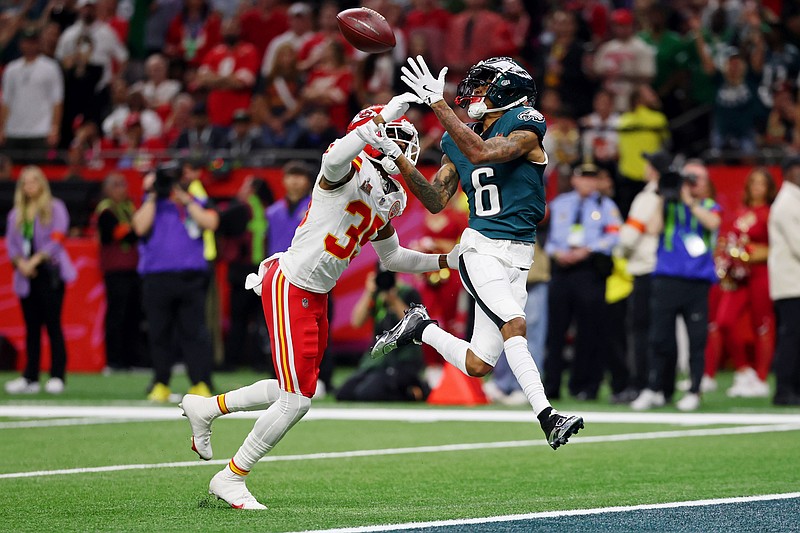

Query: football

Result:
[336,7,396,54]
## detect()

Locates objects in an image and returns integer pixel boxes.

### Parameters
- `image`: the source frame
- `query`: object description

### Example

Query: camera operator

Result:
[336,262,428,402]
[632,157,721,412]
[132,160,220,402]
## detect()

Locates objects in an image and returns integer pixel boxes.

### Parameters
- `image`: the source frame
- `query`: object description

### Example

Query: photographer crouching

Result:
[132,160,219,402]
[631,154,721,412]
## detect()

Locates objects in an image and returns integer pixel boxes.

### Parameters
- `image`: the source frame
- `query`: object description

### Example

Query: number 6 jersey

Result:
[278,155,407,294]
[441,105,548,244]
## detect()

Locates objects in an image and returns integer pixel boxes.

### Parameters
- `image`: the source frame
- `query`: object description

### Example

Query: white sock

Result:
[421,323,470,375]
[219,379,281,414]
[504,336,551,415]
[231,390,311,472]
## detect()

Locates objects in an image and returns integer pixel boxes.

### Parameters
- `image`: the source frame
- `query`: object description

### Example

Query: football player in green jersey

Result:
[360,56,583,449]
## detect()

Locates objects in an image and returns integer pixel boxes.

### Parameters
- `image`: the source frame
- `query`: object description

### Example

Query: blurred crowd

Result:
[1,0,800,172]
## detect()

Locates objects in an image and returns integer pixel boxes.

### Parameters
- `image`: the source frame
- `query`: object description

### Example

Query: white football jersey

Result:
[279,154,407,293]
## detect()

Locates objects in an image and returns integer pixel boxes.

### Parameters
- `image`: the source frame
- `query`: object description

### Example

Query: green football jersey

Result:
[441,106,547,243]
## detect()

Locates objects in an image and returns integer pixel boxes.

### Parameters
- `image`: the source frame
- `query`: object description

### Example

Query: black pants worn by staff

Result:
[630,274,653,391]
[104,270,143,369]
[773,298,800,403]
[544,261,607,399]
[648,276,710,399]
[142,271,213,388]
[20,270,67,383]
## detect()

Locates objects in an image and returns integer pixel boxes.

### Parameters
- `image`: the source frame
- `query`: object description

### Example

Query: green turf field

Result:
[1,370,798,533]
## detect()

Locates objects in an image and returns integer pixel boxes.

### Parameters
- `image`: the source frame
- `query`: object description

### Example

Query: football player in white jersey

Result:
[179,93,460,510]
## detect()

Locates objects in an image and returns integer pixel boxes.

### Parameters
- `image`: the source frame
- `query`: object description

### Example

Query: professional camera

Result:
[375,263,396,291]
[153,161,181,198]
[643,150,697,203]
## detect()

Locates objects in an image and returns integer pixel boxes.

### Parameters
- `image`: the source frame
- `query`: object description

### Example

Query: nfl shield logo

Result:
[302,298,309,308]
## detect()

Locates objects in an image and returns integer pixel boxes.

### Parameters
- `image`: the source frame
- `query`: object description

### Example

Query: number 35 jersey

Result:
[441,106,547,244]
[279,155,407,294]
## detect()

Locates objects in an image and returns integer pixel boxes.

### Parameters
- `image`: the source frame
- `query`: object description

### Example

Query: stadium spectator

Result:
[296,1,354,72]
[132,161,219,402]
[39,20,62,59]
[501,0,531,55]
[579,89,620,172]
[593,8,656,114]
[94,172,141,371]
[768,156,800,406]
[4,166,76,395]
[291,107,338,151]
[196,18,258,128]
[0,26,63,159]
[337,263,428,402]
[638,4,685,118]
[46,0,79,33]
[217,175,274,371]
[102,88,163,143]
[300,40,355,134]
[225,109,267,160]
[544,163,621,401]
[109,112,167,171]
[444,0,517,80]
[130,53,182,112]
[706,167,776,398]
[164,0,221,68]
[143,0,182,58]
[616,150,663,395]
[536,9,594,119]
[173,101,227,152]
[695,24,762,160]
[239,0,289,63]
[764,84,799,148]
[161,93,194,147]
[55,0,128,116]
[403,0,452,70]
[632,159,721,412]
[0,154,12,180]
[759,23,800,112]
[60,33,103,148]
[266,160,312,258]
[259,2,314,80]
[540,90,580,192]
[616,84,670,218]
[252,41,303,147]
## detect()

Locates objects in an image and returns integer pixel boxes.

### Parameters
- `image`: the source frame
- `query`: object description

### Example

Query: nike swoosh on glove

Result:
[400,55,447,106]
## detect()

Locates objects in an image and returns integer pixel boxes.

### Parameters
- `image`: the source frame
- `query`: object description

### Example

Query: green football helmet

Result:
[455,57,537,119]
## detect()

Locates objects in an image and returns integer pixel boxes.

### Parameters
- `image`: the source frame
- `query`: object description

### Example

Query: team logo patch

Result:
[388,201,402,220]
[518,109,544,122]
[302,298,309,308]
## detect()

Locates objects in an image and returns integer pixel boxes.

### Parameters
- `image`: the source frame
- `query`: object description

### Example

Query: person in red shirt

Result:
[239,0,289,64]
[706,168,778,397]
[165,0,222,68]
[300,40,354,134]
[196,19,259,127]
[403,0,453,70]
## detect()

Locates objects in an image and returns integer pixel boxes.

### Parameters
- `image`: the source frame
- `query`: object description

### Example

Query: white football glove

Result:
[356,123,402,160]
[379,92,422,123]
[400,55,447,106]
[445,243,461,269]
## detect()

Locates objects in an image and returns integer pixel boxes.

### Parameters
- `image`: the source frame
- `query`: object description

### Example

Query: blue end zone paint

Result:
[400,498,800,532]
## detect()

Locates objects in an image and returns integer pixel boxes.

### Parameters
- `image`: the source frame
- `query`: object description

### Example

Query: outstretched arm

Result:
[396,154,460,214]
[429,105,541,164]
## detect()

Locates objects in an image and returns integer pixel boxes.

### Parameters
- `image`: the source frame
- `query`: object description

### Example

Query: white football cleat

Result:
[180,394,218,460]
[209,467,266,510]
[45,377,65,394]
[676,392,700,412]
[4,377,40,394]
[630,389,665,411]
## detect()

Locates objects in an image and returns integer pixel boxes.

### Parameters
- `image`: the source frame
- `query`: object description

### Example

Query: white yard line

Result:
[0,418,146,429]
[1,423,798,480]
[2,405,800,426]
[293,492,800,533]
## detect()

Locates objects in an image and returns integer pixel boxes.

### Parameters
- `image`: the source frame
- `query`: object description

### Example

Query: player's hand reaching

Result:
[356,123,402,160]
[380,92,422,123]
[400,55,447,106]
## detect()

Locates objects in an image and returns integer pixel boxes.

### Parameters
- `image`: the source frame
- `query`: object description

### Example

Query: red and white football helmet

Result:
[347,105,421,175]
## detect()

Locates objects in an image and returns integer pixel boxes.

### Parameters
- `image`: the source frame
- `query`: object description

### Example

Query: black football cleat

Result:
[541,410,584,450]
[370,303,437,358]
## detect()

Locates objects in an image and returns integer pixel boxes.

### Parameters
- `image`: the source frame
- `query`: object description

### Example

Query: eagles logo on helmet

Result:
[346,105,421,175]
[454,57,538,119]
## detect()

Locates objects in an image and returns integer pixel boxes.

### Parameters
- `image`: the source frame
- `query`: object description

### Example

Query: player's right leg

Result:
[180,380,282,461]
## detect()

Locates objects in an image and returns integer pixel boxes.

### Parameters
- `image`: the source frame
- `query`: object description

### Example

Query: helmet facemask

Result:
[364,118,420,176]
[455,57,537,119]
